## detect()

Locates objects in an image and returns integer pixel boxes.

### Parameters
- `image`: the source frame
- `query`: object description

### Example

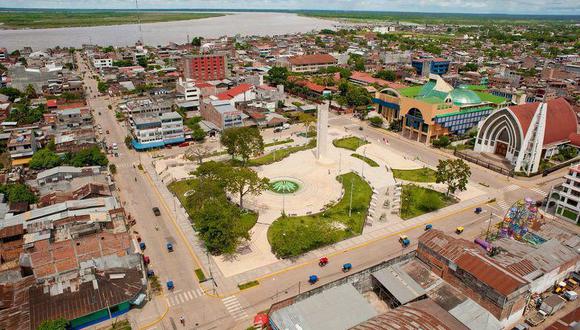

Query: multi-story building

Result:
[175,77,200,110]
[372,75,506,144]
[182,54,227,81]
[130,112,184,150]
[412,58,450,76]
[123,97,172,118]
[547,164,580,224]
[200,99,243,130]
[7,129,39,165]
[55,107,93,130]
[91,54,113,69]
[285,54,338,73]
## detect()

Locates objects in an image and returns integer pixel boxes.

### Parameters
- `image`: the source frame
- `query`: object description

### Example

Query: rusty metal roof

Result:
[419,229,478,261]
[0,276,34,330]
[350,299,468,330]
[29,269,143,329]
[454,252,528,296]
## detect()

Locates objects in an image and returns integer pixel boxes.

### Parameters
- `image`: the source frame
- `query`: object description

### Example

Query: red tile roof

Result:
[288,53,337,66]
[216,83,254,100]
[509,98,577,145]
[350,71,407,89]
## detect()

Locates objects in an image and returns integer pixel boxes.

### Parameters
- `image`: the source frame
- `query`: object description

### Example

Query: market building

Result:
[372,75,507,144]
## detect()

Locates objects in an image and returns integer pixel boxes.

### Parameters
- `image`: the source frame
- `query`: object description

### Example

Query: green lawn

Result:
[248,139,316,166]
[392,168,437,183]
[400,184,455,220]
[332,137,369,151]
[0,11,224,29]
[351,153,379,167]
[268,172,372,258]
[167,179,258,233]
[264,138,294,148]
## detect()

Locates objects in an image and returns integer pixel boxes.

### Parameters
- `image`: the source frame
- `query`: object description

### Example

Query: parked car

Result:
[152,207,161,216]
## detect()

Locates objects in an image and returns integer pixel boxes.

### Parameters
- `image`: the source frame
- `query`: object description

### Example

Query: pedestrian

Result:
[328,169,331,175]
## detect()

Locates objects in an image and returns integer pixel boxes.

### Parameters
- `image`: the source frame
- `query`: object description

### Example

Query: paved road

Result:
[77,56,573,330]
[76,54,236,330]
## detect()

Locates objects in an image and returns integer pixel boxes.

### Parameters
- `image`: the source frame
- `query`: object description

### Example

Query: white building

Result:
[547,164,580,224]
[175,77,200,110]
[92,55,113,69]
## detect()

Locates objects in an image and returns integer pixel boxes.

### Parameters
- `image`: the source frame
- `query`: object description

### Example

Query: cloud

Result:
[1,0,579,14]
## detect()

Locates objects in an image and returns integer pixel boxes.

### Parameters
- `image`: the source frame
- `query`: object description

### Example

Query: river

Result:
[0,12,337,50]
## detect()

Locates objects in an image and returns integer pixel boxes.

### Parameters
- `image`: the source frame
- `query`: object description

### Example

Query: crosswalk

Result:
[497,199,511,210]
[222,295,248,321]
[529,187,548,196]
[504,184,519,192]
[166,288,205,307]
[114,162,133,169]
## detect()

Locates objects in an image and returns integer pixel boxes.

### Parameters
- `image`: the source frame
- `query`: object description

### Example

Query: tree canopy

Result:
[64,146,109,167]
[220,127,264,165]
[267,66,288,86]
[30,149,62,169]
[0,183,38,204]
[435,159,471,195]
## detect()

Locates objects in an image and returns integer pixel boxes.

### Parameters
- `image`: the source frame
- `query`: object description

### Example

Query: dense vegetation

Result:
[0,11,224,29]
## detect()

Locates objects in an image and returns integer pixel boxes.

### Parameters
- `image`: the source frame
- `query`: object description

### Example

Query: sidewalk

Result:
[140,154,239,296]
[228,192,494,286]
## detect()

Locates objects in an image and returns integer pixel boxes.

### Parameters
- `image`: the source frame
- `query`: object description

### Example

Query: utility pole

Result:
[485,212,493,241]
[348,178,354,217]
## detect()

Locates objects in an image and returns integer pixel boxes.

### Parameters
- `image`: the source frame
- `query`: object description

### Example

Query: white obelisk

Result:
[316,101,329,160]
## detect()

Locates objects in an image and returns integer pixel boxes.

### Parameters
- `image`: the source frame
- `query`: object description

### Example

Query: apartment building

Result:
[91,55,113,69]
[182,54,227,81]
[7,129,39,165]
[123,97,172,118]
[131,112,184,150]
[547,164,580,224]
[200,99,243,130]
[175,77,200,110]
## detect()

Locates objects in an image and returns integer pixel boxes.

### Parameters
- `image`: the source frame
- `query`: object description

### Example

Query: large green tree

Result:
[0,183,38,204]
[220,127,264,165]
[223,167,269,208]
[65,146,108,167]
[30,149,62,169]
[435,159,471,195]
[267,67,288,86]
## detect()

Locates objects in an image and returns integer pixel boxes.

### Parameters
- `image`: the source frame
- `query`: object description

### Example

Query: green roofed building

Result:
[372,74,508,144]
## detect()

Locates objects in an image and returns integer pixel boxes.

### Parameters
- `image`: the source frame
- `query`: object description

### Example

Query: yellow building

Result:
[372,75,507,144]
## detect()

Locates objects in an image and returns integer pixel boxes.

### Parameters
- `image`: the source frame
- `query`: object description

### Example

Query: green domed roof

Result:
[448,86,482,105]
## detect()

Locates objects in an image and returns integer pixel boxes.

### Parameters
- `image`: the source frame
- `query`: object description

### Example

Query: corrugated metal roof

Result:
[372,265,426,305]
[270,284,377,330]
[454,252,528,296]
[350,299,467,330]
[448,299,502,330]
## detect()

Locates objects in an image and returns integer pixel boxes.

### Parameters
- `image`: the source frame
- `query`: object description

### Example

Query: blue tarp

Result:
[131,139,165,150]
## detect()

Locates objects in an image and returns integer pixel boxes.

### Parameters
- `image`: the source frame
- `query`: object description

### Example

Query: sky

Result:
[0,0,579,15]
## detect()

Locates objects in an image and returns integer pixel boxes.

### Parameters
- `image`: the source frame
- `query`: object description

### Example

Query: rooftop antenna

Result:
[135,0,143,44]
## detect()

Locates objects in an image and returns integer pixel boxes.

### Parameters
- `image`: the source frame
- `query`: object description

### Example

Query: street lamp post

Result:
[348,178,354,217]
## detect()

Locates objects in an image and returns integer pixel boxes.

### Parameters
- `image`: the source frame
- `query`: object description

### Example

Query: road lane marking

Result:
[504,184,519,192]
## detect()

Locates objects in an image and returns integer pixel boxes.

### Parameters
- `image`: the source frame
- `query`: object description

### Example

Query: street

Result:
[76,53,573,330]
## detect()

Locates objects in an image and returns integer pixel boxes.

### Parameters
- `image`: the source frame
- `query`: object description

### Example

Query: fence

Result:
[454,150,514,177]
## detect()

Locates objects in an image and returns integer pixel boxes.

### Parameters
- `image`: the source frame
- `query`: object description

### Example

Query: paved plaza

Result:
[153,123,488,279]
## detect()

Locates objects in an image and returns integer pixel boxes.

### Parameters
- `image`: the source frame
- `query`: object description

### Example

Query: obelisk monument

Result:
[316,101,329,160]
